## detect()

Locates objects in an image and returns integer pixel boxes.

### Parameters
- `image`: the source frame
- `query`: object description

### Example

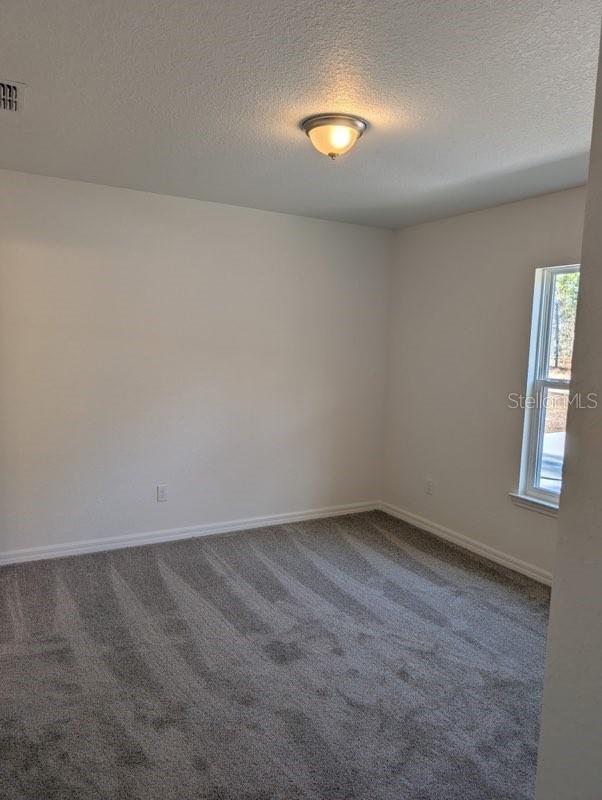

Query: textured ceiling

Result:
[1,0,600,228]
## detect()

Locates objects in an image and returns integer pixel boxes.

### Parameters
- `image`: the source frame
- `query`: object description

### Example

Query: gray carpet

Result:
[0,511,549,800]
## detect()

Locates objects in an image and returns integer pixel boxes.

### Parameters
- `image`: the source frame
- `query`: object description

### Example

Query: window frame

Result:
[518,264,580,507]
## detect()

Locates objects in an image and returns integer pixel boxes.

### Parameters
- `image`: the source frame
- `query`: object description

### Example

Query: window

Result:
[518,265,580,507]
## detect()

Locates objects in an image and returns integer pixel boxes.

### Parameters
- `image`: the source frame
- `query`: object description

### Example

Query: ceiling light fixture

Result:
[301,113,367,160]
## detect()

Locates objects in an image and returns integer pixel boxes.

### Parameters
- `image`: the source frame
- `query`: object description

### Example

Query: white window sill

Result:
[509,492,559,518]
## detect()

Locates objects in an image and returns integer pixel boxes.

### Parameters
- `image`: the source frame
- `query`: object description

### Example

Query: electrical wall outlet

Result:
[426,480,434,496]
[157,484,168,502]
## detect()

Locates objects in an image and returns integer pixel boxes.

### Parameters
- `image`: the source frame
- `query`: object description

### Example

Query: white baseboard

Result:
[377,501,552,586]
[0,500,554,586]
[0,501,378,567]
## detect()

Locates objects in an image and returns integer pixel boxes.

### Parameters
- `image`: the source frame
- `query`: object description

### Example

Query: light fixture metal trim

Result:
[301,113,368,136]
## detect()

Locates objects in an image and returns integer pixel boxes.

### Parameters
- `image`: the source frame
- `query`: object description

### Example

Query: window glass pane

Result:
[536,387,569,494]
[547,271,580,380]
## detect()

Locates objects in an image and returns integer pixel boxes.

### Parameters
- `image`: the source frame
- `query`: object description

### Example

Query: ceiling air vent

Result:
[0,81,25,112]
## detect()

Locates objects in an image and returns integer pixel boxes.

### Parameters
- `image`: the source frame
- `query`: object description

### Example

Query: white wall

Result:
[0,169,590,577]
[0,170,393,555]
[384,187,587,578]
[535,48,602,800]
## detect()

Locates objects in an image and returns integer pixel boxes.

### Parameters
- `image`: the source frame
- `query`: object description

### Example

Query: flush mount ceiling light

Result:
[301,113,367,160]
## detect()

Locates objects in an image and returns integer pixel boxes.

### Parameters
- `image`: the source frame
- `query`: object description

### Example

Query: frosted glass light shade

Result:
[302,114,367,159]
